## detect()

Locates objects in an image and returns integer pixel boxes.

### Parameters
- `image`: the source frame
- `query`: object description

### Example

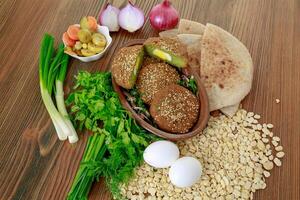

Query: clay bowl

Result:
[112,39,209,141]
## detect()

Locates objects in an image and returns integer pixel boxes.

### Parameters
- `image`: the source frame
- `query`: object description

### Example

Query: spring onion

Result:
[39,33,77,142]
[55,54,78,143]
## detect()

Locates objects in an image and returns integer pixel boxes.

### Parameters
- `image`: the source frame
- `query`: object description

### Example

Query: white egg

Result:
[169,157,202,188]
[143,140,179,168]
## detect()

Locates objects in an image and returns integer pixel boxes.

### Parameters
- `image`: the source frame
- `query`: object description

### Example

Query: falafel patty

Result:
[142,56,161,67]
[111,45,144,89]
[136,63,180,104]
[144,37,184,56]
[144,37,188,68]
[150,84,199,133]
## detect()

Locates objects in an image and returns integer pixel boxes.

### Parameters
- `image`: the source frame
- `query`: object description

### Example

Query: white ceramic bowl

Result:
[63,24,112,62]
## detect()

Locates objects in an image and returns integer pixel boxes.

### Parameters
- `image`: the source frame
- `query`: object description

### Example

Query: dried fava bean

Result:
[121,109,283,200]
[272,140,279,147]
[267,123,274,128]
[276,152,285,158]
[269,132,274,137]
[257,140,265,151]
[275,146,283,151]
[262,138,269,143]
[256,124,262,130]
[247,112,254,117]
[265,150,272,156]
[254,114,261,119]
[148,188,156,196]
[263,170,270,177]
[273,136,280,142]
[274,158,282,166]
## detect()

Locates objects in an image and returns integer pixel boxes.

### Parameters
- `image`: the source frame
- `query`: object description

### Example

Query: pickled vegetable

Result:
[80,17,89,30]
[144,44,187,68]
[92,33,106,47]
[67,25,80,40]
[63,16,105,57]
[78,29,92,43]
[81,49,96,57]
[87,16,97,32]
[82,43,88,49]
[64,46,76,56]
[74,41,82,50]
[80,16,97,32]
[62,32,76,47]
[88,43,104,53]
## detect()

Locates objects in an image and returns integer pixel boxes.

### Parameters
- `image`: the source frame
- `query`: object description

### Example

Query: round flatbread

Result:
[177,34,202,46]
[159,29,178,38]
[200,23,253,111]
[178,19,206,35]
[220,103,240,117]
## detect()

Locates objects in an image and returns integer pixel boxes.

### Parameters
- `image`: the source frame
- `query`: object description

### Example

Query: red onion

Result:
[149,0,179,31]
[118,1,145,32]
[99,3,120,32]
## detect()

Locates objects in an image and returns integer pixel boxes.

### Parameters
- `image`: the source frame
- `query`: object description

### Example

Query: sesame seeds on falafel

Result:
[150,84,199,133]
[111,45,143,89]
[144,37,183,56]
[136,63,180,104]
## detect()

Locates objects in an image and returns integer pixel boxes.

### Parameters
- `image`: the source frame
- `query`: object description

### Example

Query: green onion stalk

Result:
[67,133,106,199]
[39,34,78,142]
[55,54,78,143]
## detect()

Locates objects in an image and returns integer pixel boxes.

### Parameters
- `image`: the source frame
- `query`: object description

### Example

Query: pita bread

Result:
[178,19,205,35]
[200,23,253,111]
[177,34,202,46]
[220,103,240,117]
[159,29,178,38]
[185,39,202,75]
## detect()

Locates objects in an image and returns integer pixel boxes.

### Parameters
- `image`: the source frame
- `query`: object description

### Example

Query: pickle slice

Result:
[144,44,187,68]
[130,48,145,86]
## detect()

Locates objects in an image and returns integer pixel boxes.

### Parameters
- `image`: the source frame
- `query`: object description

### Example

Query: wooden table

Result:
[0,0,299,199]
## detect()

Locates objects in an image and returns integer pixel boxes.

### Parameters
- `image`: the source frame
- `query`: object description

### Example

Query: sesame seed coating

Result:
[142,56,161,66]
[111,45,143,89]
[144,37,184,56]
[150,84,199,133]
[136,63,180,104]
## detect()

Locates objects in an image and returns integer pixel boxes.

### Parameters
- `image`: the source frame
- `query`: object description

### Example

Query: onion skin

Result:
[118,1,145,32]
[99,3,120,32]
[149,0,179,31]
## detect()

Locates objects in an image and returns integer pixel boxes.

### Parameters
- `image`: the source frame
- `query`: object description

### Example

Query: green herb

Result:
[66,71,158,200]
[178,75,198,95]
[129,88,148,112]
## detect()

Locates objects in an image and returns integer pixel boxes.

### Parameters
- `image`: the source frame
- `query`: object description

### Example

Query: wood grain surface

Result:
[0,0,299,199]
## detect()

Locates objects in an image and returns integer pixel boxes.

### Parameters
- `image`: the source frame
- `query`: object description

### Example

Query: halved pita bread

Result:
[178,19,205,35]
[220,103,240,117]
[200,23,253,111]
[159,29,178,38]
[184,38,202,75]
[177,34,202,46]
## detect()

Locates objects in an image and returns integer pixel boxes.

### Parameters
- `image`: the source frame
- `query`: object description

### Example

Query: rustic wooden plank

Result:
[0,0,299,200]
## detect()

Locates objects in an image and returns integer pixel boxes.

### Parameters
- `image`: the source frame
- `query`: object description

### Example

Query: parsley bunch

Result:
[66,71,157,200]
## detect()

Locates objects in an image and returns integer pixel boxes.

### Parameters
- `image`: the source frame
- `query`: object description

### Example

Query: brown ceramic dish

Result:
[112,39,209,141]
